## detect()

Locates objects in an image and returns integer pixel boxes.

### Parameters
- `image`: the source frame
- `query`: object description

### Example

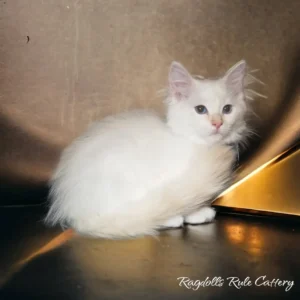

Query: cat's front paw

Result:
[161,215,184,228]
[184,207,216,224]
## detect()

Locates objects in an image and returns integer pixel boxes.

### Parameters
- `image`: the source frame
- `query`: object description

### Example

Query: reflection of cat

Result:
[45,61,255,239]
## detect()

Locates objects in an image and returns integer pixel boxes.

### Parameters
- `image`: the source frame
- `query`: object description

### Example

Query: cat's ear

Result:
[223,60,247,95]
[168,61,193,99]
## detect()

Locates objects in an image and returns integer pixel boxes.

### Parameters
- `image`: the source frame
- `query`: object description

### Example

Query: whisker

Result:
[193,74,205,80]
[156,88,168,98]
[246,73,266,86]
[249,69,260,73]
[248,110,261,120]
[246,89,268,99]
[247,131,260,138]
[245,95,254,101]
[244,79,255,86]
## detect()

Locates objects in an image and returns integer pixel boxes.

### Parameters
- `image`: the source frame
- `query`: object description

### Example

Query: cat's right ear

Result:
[223,60,247,96]
[168,62,193,100]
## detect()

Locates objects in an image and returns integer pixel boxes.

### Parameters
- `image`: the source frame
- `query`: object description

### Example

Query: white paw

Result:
[161,215,184,228]
[184,207,216,225]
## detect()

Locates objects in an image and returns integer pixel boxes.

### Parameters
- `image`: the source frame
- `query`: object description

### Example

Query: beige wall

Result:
[0,0,299,184]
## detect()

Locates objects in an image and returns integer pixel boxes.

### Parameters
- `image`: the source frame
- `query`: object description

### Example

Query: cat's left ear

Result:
[223,60,247,95]
[169,61,193,100]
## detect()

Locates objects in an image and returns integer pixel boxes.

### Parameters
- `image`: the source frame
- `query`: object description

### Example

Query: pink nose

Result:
[212,121,223,129]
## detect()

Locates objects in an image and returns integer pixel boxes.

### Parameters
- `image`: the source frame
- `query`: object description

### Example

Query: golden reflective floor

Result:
[1,206,299,299]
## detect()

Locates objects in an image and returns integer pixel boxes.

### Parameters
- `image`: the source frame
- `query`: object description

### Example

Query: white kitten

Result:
[45,60,253,239]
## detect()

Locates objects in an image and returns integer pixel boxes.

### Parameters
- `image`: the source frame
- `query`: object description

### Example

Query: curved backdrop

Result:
[0,0,299,205]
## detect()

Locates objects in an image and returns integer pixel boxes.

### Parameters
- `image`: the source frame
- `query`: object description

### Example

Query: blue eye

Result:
[222,104,233,114]
[195,105,208,114]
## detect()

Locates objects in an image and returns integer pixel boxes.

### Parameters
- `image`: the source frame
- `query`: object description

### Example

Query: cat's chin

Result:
[201,131,241,147]
[199,133,223,146]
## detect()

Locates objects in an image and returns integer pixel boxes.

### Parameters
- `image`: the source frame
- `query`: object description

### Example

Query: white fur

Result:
[161,215,184,228]
[184,207,216,224]
[45,60,257,239]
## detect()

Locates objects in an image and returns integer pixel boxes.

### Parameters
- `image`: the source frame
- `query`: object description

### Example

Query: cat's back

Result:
[61,109,173,166]
[87,109,166,138]
[53,109,186,200]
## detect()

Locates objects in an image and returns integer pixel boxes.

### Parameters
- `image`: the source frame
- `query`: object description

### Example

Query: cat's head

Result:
[165,60,253,146]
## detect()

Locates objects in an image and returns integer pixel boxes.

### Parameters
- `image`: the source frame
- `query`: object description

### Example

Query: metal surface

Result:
[214,144,300,216]
[1,206,300,299]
